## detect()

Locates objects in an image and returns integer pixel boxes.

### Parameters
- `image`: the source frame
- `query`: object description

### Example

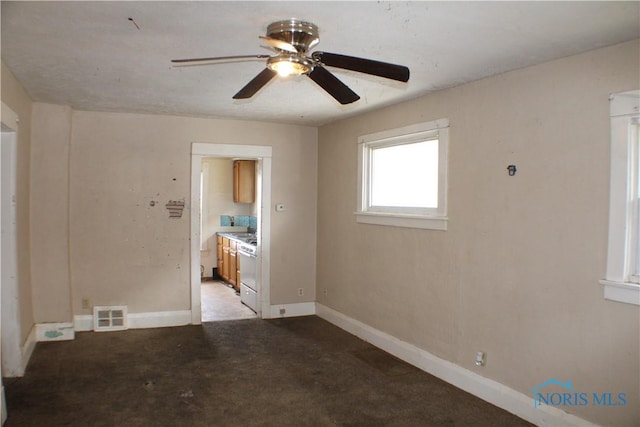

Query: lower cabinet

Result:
[236,262,241,291]
[217,234,241,292]
[222,237,230,282]
[216,236,223,279]
[228,240,237,290]
[234,247,242,292]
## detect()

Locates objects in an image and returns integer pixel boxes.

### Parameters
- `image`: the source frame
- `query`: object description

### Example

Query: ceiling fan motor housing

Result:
[266,19,319,54]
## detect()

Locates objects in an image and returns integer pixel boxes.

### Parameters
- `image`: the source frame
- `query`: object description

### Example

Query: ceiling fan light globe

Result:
[267,55,312,77]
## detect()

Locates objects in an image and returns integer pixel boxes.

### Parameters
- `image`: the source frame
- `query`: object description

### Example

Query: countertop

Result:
[217,231,257,245]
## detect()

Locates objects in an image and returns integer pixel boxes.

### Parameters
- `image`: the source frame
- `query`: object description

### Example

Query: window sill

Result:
[355,212,447,231]
[599,280,640,306]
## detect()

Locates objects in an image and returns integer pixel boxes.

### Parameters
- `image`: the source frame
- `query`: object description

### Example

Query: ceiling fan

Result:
[171,19,410,105]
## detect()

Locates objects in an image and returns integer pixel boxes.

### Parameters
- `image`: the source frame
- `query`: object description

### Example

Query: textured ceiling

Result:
[2,1,639,126]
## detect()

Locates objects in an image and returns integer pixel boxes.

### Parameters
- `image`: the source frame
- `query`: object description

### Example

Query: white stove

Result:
[238,242,258,313]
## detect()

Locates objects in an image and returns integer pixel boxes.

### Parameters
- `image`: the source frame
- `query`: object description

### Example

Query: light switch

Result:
[275,203,286,212]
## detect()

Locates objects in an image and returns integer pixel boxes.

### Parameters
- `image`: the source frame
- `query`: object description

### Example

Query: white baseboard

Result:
[21,324,37,371]
[3,324,37,378]
[74,310,192,332]
[35,322,75,342]
[128,310,192,329]
[74,315,93,332]
[268,302,316,319]
[315,303,596,427]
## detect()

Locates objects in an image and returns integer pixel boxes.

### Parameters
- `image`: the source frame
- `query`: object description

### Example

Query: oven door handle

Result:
[238,249,256,258]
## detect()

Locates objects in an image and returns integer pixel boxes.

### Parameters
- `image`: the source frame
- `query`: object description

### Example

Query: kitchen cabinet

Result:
[235,244,241,291]
[218,234,241,292]
[222,237,230,282]
[216,236,223,279]
[228,240,237,289]
[233,160,256,203]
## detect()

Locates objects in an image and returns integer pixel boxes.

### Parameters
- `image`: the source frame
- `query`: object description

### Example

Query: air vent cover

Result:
[93,306,128,332]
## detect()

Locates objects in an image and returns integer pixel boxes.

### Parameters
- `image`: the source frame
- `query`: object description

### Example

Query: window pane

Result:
[370,139,438,208]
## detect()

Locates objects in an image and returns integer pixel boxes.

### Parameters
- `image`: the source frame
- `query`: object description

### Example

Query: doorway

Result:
[190,143,272,324]
[1,116,22,377]
[1,103,21,424]
[199,157,257,321]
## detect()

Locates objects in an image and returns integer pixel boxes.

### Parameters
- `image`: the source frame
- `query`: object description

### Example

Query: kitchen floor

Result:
[200,280,256,322]
[3,316,534,426]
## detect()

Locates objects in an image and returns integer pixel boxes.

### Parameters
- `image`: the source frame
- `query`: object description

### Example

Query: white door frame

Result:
[1,102,21,424]
[190,143,272,324]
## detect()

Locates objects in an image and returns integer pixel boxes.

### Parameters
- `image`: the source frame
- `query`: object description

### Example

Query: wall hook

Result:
[507,165,517,176]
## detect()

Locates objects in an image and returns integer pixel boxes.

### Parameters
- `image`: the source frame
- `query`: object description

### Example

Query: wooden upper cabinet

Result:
[233,160,256,203]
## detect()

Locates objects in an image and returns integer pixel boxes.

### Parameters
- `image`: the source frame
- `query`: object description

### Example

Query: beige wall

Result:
[65,111,317,314]
[30,103,72,323]
[1,62,34,343]
[316,39,640,426]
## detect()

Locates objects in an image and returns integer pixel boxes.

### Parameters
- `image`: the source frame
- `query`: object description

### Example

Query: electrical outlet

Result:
[323,288,328,296]
[298,288,304,296]
[82,298,91,309]
[279,307,286,316]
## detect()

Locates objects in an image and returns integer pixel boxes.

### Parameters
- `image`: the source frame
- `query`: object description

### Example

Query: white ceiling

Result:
[2,1,639,126]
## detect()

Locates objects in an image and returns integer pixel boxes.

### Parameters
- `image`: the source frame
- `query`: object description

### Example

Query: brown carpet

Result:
[3,316,533,426]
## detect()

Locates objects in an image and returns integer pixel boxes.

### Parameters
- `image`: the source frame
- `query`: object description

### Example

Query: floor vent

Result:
[93,306,128,332]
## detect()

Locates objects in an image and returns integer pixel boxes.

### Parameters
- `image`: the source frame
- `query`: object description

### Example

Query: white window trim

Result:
[600,90,640,306]
[356,119,449,230]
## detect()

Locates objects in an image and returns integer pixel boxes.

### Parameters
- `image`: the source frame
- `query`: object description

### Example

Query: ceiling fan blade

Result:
[308,66,360,105]
[171,54,270,64]
[258,36,297,53]
[232,68,277,99]
[313,52,410,82]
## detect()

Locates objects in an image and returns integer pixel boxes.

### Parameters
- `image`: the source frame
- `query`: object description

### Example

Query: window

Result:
[600,90,640,305]
[356,118,449,230]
